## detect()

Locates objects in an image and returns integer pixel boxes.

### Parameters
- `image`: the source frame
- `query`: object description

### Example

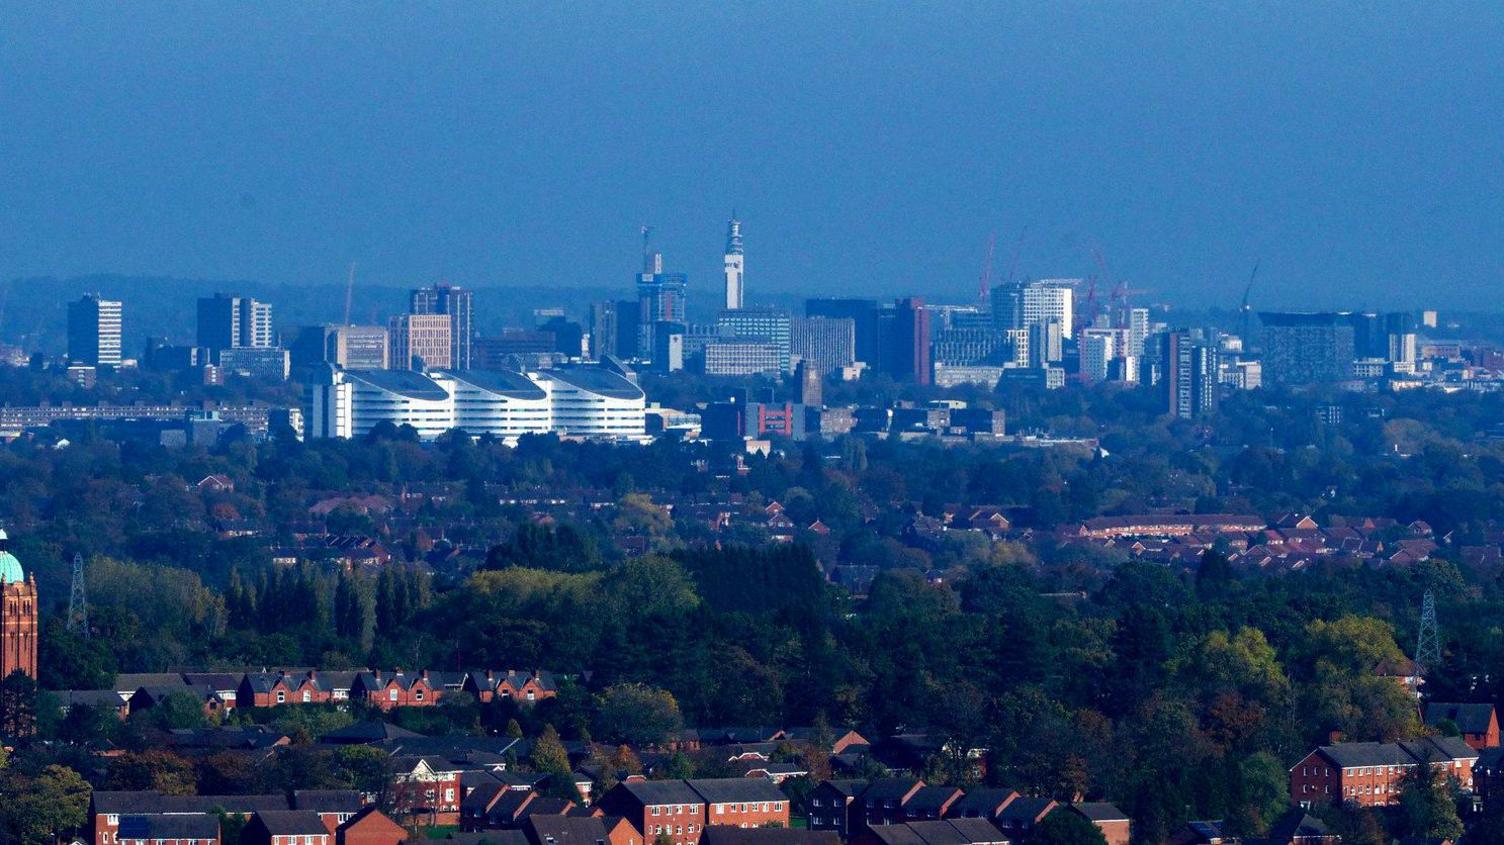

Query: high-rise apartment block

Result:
[67,294,123,366]
[197,294,273,353]
[1164,331,1218,418]
[410,284,474,369]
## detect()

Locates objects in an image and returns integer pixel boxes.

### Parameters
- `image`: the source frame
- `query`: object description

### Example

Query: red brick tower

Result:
[0,529,38,682]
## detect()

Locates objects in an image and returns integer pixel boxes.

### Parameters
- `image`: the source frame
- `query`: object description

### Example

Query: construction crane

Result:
[1004,227,1028,287]
[343,262,357,326]
[1239,260,1260,344]
[977,232,997,305]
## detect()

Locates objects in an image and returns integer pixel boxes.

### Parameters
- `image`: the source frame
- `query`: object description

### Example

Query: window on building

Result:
[276,691,286,704]
[302,691,310,703]
[390,689,399,701]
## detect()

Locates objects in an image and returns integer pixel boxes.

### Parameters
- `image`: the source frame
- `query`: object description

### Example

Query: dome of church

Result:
[0,529,22,584]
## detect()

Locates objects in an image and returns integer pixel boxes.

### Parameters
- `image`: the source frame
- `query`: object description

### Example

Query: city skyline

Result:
[5,5,1503,309]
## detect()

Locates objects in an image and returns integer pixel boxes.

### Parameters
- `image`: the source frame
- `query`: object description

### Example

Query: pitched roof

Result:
[686,778,788,804]
[861,778,924,802]
[996,797,1054,823]
[615,780,703,805]
[946,788,1017,817]
[93,791,288,815]
[1266,810,1329,840]
[118,814,222,842]
[1315,742,1418,768]
[254,811,332,836]
[1424,702,1498,735]
[292,790,364,813]
[320,720,425,744]
[1070,803,1128,822]
[524,815,614,845]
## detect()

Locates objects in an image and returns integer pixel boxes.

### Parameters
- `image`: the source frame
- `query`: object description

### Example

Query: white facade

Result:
[304,366,646,443]
[1079,329,1117,383]
[724,215,744,310]
[1023,281,1075,339]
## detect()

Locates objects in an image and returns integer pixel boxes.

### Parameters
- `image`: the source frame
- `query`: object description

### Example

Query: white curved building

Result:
[534,368,647,438]
[445,369,552,438]
[305,365,646,443]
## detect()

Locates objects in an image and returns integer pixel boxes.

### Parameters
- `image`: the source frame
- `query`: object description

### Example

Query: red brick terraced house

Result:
[334,807,409,845]
[1289,736,1479,808]
[687,778,790,831]
[350,671,440,710]
[242,812,333,845]
[92,792,289,845]
[115,815,222,845]
[1423,702,1501,750]
[464,670,560,705]
[598,781,706,845]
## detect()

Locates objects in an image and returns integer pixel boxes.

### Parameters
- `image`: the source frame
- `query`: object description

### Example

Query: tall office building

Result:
[885,297,932,385]
[717,307,791,373]
[410,284,474,369]
[1259,312,1357,385]
[67,294,123,366]
[589,302,617,360]
[1022,281,1075,339]
[1030,318,1065,366]
[791,316,856,376]
[1164,330,1218,418]
[389,314,452,370]
[197,294,274,353]
[723,214,744,310]
[636,235,689,358]
[290,325,388,371]
[991,283,1025,330]
[806,298,883,366]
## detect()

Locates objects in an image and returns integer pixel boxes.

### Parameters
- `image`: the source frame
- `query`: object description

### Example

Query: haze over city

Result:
[4,3,1503,309]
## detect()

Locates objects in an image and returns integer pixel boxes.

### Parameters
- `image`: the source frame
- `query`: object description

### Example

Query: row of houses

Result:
[92,790,383,845]
[804,779,1128,845]
[67,668,562,718]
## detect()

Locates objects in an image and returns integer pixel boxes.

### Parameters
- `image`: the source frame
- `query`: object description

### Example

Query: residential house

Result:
[465,670,560,705]
[852,819,1011,845]
[1289,736,1478,808]
[900,787,962,821]
[856,779,926,830]
[115,815,222,845]
[597,781,705,845]
[1423,703,1500,750]
[943,790,1018,821]
[335,807,409,845]
[1167,821,1238,845]
[687,778,790,830]
[1476,747,1504,813]
[92,791,287,845]
[389,755,466,825]
[351,671,439,710]
[127,684,228,719]
[523,815,640,845]
[243,812,334,845]
[292,791,367,833]
[806,780,867,837]
[993,798,1055,840]
[700,828,840,845]
[1251,810,1338,845]
[1066,804,1130,845]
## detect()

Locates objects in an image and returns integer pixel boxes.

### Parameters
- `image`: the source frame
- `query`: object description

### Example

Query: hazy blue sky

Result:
[3,3,1501,309]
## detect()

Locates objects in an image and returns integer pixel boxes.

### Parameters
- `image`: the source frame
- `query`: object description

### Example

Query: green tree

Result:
[0,764,92,845]
[593,683,684,746]
[530,723,571,774]
[1030,809,1107,845]
[107,749,197,795]
[1396,762,1465,841]
[0,670,38,737]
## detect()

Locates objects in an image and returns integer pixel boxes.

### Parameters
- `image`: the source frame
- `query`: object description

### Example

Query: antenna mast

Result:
[1416,589,1440,671]
[67,553,89,638]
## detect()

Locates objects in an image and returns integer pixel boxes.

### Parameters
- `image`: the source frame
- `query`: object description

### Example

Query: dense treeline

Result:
[5,385,1504,842]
